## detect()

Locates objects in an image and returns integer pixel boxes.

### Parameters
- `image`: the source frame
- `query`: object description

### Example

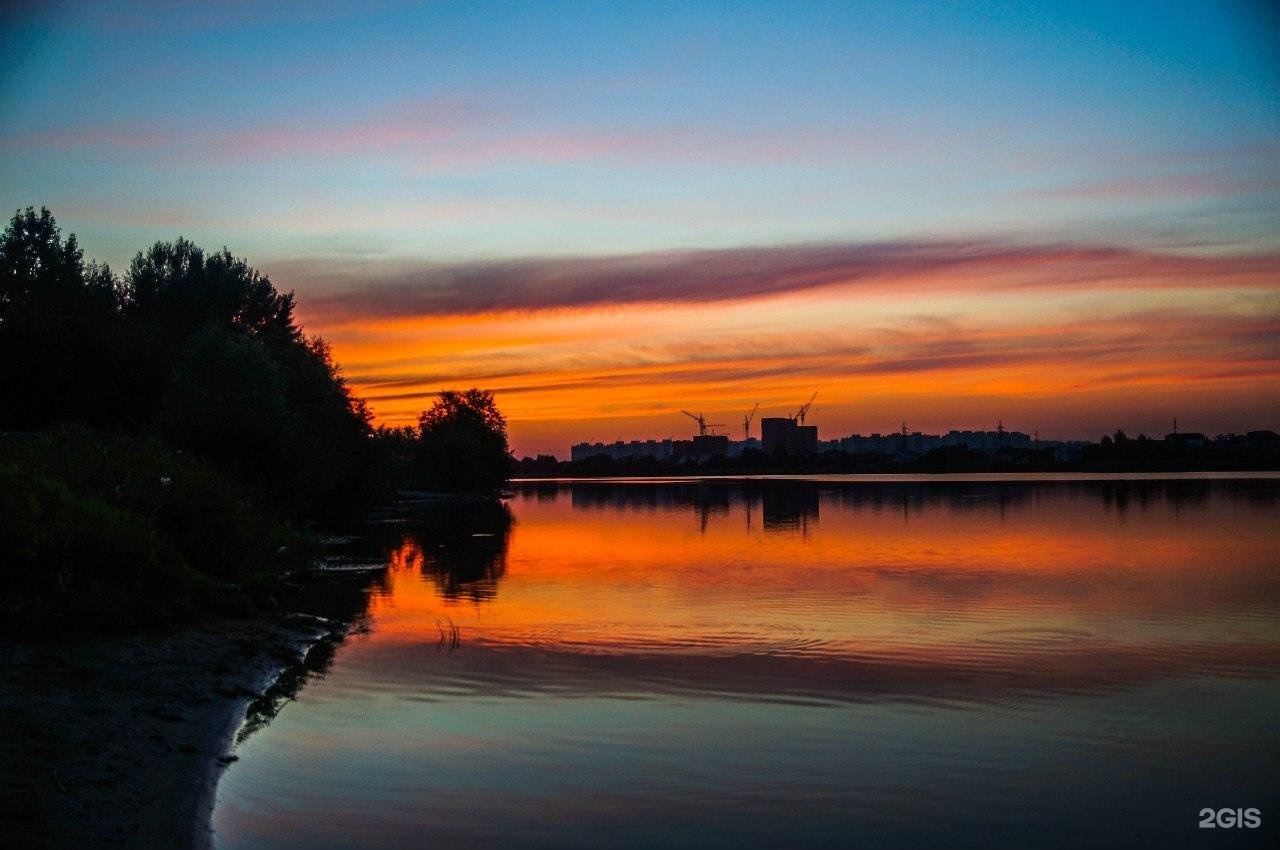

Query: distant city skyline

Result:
[563,414,1261,462]
[2,1,1278,457]
[566,408,1241,442]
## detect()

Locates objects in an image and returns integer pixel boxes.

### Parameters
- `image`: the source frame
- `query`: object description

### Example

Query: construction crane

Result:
[682,410,725,436]
[743,402,760,440]
[793,391,818,425]
[682,410,709,436]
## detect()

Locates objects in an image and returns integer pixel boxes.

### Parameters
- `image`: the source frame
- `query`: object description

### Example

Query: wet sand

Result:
[0,615,342,850]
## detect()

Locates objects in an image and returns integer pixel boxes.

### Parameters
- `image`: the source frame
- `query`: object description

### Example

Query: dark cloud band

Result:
[283,239,1280,320]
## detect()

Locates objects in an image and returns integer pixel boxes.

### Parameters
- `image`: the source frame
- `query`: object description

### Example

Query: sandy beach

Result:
[0,615,344,850]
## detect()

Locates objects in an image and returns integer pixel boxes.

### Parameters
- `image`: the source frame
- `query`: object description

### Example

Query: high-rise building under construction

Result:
[760,417,819,456]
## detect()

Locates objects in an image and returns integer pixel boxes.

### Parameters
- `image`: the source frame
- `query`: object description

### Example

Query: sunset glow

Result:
[5,6,1279,848]
[299,248,1280,454]
[2,1,1278,454]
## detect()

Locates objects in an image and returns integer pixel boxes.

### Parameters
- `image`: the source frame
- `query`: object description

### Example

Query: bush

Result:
[413,390,512,495]
[0,428,300,631]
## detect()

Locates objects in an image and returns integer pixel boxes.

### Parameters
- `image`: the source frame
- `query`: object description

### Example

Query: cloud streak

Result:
[287,239,1280,320]
[1,101,906,173]
[314,293,1280,453]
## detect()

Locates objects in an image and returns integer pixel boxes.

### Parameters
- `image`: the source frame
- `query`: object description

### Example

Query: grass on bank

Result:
[0,427,312,633]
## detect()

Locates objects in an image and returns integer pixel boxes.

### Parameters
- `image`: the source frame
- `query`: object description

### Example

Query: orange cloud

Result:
[298,277,1279,456]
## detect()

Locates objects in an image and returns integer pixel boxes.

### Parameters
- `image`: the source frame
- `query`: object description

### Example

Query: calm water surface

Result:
[213,476,1280,849]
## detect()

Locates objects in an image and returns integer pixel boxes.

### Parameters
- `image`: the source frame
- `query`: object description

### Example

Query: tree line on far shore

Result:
[0,207,511,630]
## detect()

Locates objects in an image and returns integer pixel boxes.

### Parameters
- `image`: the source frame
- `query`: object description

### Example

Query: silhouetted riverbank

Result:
[0,519,391,849]
[0,495,507,849]
[1,209,513,635]
[0,615,341,850]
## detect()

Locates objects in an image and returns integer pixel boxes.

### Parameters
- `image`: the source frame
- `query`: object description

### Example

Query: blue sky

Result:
[3,1,1277,268]
[2,2,1278,451]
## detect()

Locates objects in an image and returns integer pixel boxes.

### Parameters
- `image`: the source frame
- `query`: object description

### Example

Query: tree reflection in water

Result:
[389,499,514,602]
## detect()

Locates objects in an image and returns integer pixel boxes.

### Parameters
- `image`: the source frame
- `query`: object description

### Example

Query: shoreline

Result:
[0,498,447,850]
[0,613,346,850]
[511,469,1280,484]
[190,616,344,850]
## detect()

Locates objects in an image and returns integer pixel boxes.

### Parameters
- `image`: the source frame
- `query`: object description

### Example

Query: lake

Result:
[212,475,1280,849]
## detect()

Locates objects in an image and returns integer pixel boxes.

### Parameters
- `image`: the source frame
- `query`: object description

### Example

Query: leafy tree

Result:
[1,206,509,522]
[155,323,298,488]
[152,304,380,516]
[414,389,512,494]
[122,228,383,511]
[0,207,123,429]
[0,207,114,319]
[124,237,297,344]
[119,238,301,419]
[267,333,383,514]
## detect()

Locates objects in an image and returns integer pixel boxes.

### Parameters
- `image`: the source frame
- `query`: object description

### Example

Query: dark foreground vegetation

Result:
[1,428,304,628]
[0,207,511,631]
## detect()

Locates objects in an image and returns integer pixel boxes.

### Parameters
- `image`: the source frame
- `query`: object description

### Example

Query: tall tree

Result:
[0,207,122,429]
[155,323,297,487]
[414,389,512,494]
[124,238,297,344]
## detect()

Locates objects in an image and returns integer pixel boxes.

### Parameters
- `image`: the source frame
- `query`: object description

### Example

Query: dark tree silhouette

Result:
[1,206,520,629]
[268,332,383,513]
[414,389,512,494]
[0,207,388,515]
[0,207,124,429]
[2,205,516,514]
[156,323,297,485]
[125,237,297,343]
[119,237,302,422]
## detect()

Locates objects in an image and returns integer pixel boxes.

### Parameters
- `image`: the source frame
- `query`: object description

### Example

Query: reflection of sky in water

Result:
[215,479,1280,850]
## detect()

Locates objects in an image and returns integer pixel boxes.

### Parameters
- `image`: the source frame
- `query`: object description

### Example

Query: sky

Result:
[2,0,1279,456]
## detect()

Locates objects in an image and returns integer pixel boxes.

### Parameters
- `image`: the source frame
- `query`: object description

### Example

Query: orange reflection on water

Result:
[359,480,1280,661]
[214,478,1280,850]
